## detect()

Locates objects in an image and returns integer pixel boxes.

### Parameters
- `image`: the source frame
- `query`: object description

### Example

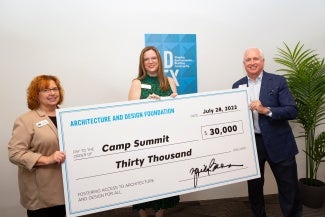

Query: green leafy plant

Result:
[274,42,325,186]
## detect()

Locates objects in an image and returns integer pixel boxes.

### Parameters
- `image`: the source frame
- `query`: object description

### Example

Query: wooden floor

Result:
[84,194,325,217]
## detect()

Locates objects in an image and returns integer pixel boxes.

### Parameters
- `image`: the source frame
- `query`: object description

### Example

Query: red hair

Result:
[27,75,64,110]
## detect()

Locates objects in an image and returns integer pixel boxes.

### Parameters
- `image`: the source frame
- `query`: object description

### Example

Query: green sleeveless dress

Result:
[133,75,180,211]
[139,75,173,99]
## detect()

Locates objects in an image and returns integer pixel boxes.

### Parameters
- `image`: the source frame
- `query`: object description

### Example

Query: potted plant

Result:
[274,42,325,208]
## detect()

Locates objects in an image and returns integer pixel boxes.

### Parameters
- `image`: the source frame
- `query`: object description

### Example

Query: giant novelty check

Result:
[57,88,260,217]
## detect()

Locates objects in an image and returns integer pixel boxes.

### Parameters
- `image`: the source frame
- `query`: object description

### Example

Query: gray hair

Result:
[243,47,265,61]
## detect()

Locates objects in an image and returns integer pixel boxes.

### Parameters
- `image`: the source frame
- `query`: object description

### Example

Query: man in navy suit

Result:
[232,48,302,217]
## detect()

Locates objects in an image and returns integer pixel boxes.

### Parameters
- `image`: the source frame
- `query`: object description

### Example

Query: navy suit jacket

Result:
[232,71,299,163]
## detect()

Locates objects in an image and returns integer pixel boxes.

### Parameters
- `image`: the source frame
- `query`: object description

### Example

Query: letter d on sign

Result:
[164,51,173,68]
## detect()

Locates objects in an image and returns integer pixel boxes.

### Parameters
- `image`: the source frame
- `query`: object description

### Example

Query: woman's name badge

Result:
[141,84,151,89]
[36,119,49,128]
[238,84,248,89]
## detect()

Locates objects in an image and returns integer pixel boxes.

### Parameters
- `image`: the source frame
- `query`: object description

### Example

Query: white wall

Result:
[1,0,324,216]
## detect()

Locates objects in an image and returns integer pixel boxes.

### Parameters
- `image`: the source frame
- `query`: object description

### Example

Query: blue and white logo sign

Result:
[145,34,197,94]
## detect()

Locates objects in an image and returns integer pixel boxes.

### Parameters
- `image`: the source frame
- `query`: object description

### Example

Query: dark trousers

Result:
[27,205,66,217]
[248,134,302,217]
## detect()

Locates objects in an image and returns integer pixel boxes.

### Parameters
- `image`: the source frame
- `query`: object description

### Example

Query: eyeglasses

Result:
[40,87,59,94]
[144,57,158,63]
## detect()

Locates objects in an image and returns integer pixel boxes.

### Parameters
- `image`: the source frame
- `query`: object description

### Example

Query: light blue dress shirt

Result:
[247,72,263,134]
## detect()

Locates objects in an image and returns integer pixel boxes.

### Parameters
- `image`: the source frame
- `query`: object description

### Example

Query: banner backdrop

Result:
[145,34,197,94]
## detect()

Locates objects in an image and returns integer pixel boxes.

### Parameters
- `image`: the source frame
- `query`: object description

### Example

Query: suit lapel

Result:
[35,109,58,137]
[260,72,271,102]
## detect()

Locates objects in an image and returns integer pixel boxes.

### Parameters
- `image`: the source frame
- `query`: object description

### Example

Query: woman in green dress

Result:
[128,46,179,217]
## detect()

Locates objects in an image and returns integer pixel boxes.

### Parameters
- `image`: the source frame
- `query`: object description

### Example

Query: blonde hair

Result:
[137,46,169,91]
